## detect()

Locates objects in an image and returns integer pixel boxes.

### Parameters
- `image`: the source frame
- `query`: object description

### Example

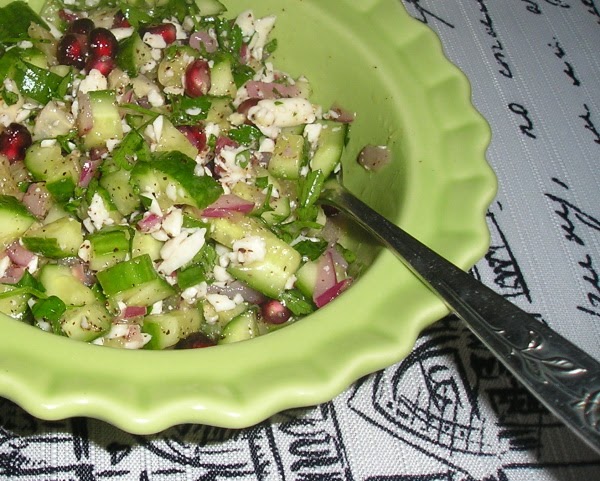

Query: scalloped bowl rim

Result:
[0,0,496,433]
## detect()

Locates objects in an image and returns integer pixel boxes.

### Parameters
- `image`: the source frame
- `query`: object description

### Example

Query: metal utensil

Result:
[320,181,600,454]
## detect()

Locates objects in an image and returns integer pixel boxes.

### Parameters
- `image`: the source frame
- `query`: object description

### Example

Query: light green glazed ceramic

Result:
[0,0,496,433]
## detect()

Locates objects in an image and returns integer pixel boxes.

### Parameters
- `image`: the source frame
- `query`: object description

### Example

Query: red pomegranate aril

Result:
[112,10,131,28]
[177,125,207,151]
[58,9,79,23]
[68,17,95,36]
[144,23,177,45]
[57,33,89,69]
[237,98,260,124]
[89,28,118,59]
[86,54,116,76]
[261,300,292,325]
[175,332,217,349]
[0,123,32,163]
[184,59,211,98]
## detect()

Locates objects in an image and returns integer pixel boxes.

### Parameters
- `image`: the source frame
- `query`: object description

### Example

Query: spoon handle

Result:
[321,183,600,454]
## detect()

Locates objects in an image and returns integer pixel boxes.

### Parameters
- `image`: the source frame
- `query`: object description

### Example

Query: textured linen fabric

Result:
[1,0,600,479]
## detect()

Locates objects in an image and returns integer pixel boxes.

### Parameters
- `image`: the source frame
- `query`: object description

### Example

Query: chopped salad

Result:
[0,0,360,349]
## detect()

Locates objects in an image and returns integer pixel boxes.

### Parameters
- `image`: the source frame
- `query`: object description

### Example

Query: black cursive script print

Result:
[581,0,600,24]
[476,0,514,78]
[577,254,600,318]
[508,103,537,139]
[580,104,600,144]
[403,0,455,28]
[548,38,581,86]
[521,0,542,13]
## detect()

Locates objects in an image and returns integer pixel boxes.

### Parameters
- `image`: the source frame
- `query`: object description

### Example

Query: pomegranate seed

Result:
[261,300,292,325]
[89,28,118,59]
[184,59,211,98]
[57,33,89,69]
[112,10,131,28]
[143,23,177,45]
[0,123,32,163]
[175,332,216,349]
[68,17,95,36]
[177,125,207,151]
[86,54,116,76]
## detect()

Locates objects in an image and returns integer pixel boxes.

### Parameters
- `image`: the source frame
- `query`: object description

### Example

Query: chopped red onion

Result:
[6,241,35,267]
[137,213,162,233]
[357,144,391,172]
[328,104,356,123]
[79,158,102,187]
[121,305,147,319]
[207,280,267,305]
[0,264,25,284]
[22,182,51,219]
[245,81,300,100]
[201,194,255,218]
[314,278,353,308]
[313,250,337,304]
[189,30,218,53]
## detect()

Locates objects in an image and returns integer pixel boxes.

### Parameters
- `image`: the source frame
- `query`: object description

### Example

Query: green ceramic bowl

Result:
[0,0,496,433]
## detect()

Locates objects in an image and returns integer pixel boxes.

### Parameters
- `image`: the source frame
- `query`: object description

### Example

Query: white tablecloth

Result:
[1,0,599,479]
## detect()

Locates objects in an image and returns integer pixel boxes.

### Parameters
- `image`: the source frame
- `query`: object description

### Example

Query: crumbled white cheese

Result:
[0,256,10,278]
[87,193,115,231]
[161,207,183,237]
[78,240,91,262]
[232,235,267,265]
[143,32,167,49]
[40,139,57,148]
[303,123,322,152]
[181,281,208,304]
[150,300,163,315]
[158,228,207,275]
[152,115,164,144]
[26,255,39,274]
[248,98,316,138]
[213,265,234,282]
[258,137,275,153]
[147,88,164,107]
[78,69,108,94]
[249,16,276,60]
[205,293,237,312]
[106,138,121,152]
[235,10,255,37]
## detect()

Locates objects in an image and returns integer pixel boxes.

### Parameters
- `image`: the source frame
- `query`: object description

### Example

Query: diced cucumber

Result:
[38,264,97,306]
[295,259,318,298]
[24,142,78,203]
[131,150,222,210]
[99,167,140,216]
[87,227,131,271]
[206,97,233,130]
[142,308,202,350]
[0,195,35,248]
[0,284,31,322]
[22,216,83,258]
[83,90,124,150]
[209,56,236,97]
[268,133,306,180]
[96,254,175,307]
[116,32,153,77]
[0,156,22,198]
[310,121,348,177]
[230,182,290,225]
[155,116,198,159]
[218,309,259,344]
[195,0,226,16]
[43,204,69,224]
[157,46,197,90]
[60,301,111,342]
[209,213,301,298]
[131,231,163,261]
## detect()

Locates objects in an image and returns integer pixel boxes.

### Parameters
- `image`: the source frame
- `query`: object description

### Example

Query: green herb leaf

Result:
[279,289,315,316]
[170,95,213,125]
[228,125,262,145]
[31,295,66,322]
[293,239,328,261]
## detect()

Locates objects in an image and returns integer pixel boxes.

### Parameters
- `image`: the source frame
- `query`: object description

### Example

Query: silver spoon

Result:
[319,181,600,455]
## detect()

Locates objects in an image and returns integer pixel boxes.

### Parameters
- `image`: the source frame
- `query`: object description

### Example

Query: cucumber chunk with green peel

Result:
[295,259,318,298]
[131,150,223,210]
[24,142,78,203]
[0,284,31,322]
[209,56,237,97]
[96,254,175,307]
[38,264,97,307]
[142,309,202,350]
[268,133,306,180]
[131,231,163,261]
[209,213,301,298]
[0,1,48,42]
[116,33,153,77]
[87,227,131,271]
[154,116,198,159]
[22,216,83,258]
[99,167,140,216]
[219,309,259,344]
[60,301,111,342]
[82,90,124,150]
[310,121,348,177]
[0,195,35,248]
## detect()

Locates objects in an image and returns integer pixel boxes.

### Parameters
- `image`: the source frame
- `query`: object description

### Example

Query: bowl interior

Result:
[0,0,495,433]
